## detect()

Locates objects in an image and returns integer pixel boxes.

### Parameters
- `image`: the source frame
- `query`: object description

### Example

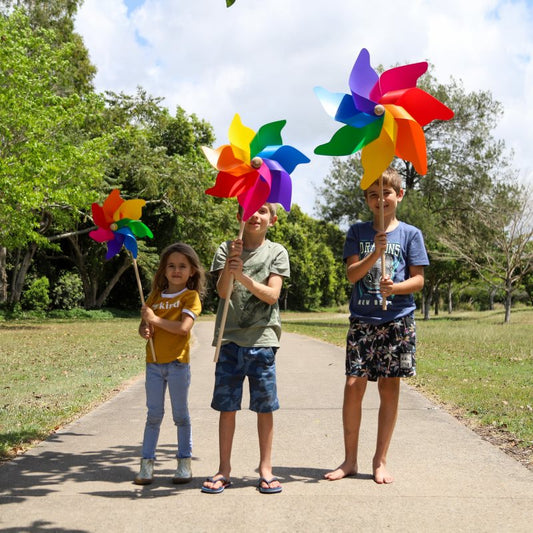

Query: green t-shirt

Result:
[211,239,290,347]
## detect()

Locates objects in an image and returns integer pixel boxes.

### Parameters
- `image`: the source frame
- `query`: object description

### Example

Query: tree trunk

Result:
[504,282,512,324]
[447,282,453,313]
[95,259,131,308]
[8,244,38,304]
[423,286,433,320]
[0,247,7,304]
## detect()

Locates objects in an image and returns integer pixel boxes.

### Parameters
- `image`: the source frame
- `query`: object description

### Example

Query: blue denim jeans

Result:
[141,361,191,459]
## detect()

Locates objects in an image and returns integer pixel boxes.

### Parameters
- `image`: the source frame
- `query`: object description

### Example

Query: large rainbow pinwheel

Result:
[202,114,310,220]
[89,189,153,259]
[314,48,454,189]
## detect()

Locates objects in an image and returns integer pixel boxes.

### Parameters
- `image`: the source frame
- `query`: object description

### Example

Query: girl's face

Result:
[164,252,194,293]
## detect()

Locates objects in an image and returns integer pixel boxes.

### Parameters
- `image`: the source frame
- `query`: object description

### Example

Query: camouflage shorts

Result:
[211,343,279,413]
[345,314,417,381]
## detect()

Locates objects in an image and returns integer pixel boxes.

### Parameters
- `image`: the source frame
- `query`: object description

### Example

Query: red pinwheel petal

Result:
[380,87,454,126]
[370,62,428,102]
[91,203,110,229]
[205,171,258,199]
[238,174,271,221]
[89,227,115,243]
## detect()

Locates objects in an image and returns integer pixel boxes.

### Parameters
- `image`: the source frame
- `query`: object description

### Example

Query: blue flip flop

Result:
[258,476,282,494]
[201,475,231,494]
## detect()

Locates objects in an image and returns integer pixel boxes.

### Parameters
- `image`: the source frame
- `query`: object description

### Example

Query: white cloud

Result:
[76,0,533,213]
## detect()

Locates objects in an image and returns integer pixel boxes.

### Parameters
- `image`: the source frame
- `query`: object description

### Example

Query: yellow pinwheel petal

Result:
[114,199,146,221]
[360,110,398,190]
[228,114,255,164]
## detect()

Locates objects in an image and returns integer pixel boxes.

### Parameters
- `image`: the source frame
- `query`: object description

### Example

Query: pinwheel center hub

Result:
[374,104,385,116]
[110,223,118,231]
[251,156,263,169]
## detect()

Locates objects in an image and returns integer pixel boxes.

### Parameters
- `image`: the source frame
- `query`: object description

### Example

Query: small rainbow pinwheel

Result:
[314,48,454,189]
[89,189,153,259]
[202,114,310,220]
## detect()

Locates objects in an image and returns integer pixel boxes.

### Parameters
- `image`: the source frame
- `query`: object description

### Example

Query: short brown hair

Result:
[238,202,278,219]
[364,167,403,197]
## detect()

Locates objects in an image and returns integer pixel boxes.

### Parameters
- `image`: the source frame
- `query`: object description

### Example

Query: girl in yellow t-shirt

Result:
[134,243,205,486]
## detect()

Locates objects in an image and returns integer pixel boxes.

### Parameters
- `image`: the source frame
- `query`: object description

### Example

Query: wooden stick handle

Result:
[213,220,245,363]
[379,177,387,311]
[133,257,156,362]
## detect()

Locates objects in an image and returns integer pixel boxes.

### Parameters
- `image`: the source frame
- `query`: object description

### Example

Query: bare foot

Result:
[373,463,394,484]
[324,462,357,481]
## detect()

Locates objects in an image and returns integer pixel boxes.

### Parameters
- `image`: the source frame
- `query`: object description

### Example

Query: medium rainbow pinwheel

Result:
[202,114,310,219]
[314,48,454,189]
[89,189,153,259]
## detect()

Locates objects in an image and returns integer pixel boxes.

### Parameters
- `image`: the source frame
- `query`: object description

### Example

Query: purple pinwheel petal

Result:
[256,146,310,175]
[349,48,379,115]
[267,169,292,212]
[105,233,125,260]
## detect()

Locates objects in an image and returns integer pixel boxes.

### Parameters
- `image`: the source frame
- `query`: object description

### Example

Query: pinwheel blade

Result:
[380,87,454,127]
[103,189,123,218]
[250,120,286,157]
[105,233,125,260]
[205,170,257,199]
[256,145,310,175]
[238,173,271,221]
[267,169,292,211]
[349,48,379,115]
[228,114,255,163]
[370,62,428,102]
[360,111,398,189]
[387,104,428,175]
[114,199,146,221]
[91,203,110,229]
[89,227,115,243]
[314,121,382,156]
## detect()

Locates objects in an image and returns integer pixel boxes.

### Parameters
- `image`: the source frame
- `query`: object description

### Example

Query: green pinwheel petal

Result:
[250,120,286,158]
[115,218,153,238]
[314,120,383,156]
[128,220,153,238]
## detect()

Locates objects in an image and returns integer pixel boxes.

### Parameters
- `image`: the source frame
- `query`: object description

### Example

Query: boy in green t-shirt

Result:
[202,203,290,495]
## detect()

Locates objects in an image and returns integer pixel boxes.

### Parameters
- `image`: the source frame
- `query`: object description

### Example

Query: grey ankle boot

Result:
[134,458,154,485]
[172,457,192,484]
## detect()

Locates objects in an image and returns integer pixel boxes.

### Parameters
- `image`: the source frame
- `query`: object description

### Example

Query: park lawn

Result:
[0,309,531,469]
[282,307,533,463]
[0,318,146,459]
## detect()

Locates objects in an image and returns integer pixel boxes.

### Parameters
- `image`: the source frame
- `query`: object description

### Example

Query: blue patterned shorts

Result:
[345,314,417,381]
[211,343,279,413]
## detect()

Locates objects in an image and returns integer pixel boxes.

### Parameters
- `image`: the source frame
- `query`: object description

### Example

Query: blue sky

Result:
[76,0,533,215]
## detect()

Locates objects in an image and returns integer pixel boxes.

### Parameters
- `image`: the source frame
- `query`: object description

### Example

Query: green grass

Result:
[1,309,532,467]
[0,318,145,459]
[282,308,533,454]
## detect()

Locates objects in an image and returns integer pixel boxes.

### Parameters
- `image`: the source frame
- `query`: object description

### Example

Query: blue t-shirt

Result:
[343,221,429,324]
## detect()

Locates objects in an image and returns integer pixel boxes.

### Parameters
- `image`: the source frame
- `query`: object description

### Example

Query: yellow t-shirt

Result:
[144,288,202,364]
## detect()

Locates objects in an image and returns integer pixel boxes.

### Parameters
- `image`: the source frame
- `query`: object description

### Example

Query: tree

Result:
[0,10,110,305]
[440,183,533,323]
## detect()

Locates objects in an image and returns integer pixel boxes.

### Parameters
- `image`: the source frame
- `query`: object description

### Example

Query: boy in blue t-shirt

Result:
[325,167,429,484]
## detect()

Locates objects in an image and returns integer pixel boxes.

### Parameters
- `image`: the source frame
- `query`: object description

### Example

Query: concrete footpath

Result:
[1,320,532,532]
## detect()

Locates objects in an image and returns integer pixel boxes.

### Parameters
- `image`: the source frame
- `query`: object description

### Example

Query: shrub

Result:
[52,271,84,310]
[21,276,50,311]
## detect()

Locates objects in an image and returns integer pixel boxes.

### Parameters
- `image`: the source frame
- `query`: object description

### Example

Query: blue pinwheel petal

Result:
[256,145,310,175]
[314,87,377,128]
[106,233,125,260]
[116,227,138,258]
